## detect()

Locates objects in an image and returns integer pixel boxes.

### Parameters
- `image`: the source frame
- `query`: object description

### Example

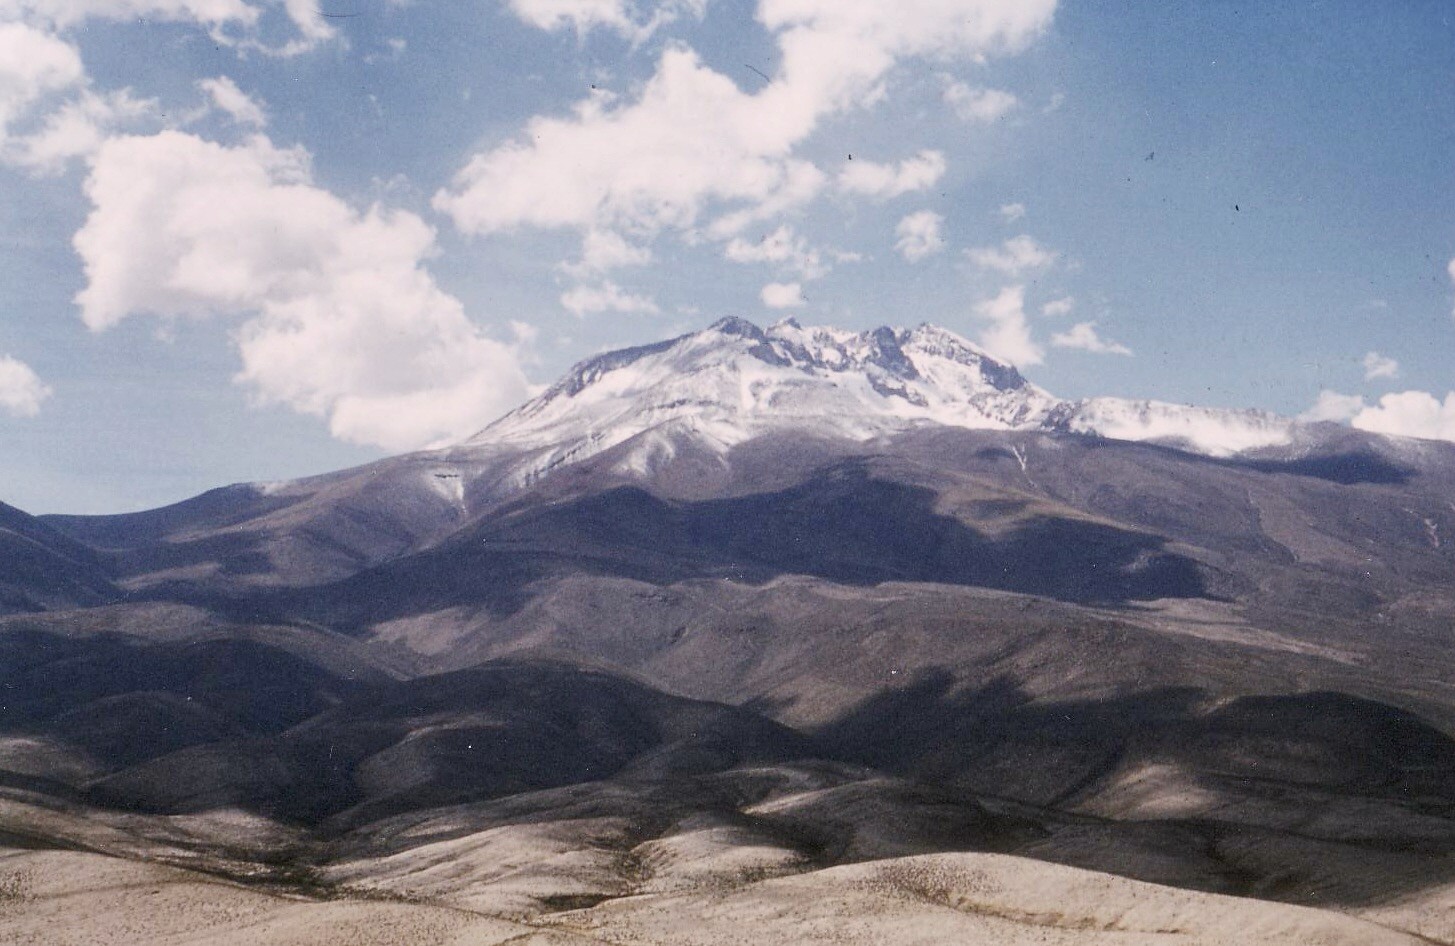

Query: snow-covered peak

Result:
[458,317,1298,481]
[467,318,1059,457]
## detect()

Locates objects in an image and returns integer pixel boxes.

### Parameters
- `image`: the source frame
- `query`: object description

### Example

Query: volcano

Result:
[4,318,1455,944]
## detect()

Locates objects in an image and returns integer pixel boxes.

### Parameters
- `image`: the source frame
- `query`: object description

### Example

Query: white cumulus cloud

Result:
[1050,321,1131,356]
[894,210,943,262]
[837,149,946,200]
[436,0,1055,244]
[0,19,80,114]
[73,130,530,451]
[0,20,83,152]
[760,281,805,309]
[1301,388,1455,444]
[11,87,153,172]
[434,49,829,238]
[0,354,50,417]
[1351,390,1455,443]
[974,284,1041,366]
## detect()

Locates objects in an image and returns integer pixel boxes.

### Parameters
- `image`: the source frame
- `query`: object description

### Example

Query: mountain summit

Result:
[467,317,1298,484]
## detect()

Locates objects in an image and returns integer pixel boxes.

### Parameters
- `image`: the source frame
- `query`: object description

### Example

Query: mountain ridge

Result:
[29,317,1454,607]
[466,317,1299,478]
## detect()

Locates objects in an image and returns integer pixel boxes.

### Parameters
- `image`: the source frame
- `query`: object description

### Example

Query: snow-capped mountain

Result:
[464,316,1297,482]
[211,315,1308,580]
[468,317,1056,468]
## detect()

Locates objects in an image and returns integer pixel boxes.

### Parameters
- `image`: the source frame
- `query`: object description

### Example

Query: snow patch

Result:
[1061,398,1295,457]
[425,468,466,510]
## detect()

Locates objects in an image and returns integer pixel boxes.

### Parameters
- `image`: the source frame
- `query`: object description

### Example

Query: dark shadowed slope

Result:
[0,501,118,615]
[272,458,1210,633]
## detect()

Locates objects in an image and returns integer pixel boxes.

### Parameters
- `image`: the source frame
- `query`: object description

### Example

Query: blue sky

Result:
[1,0,1452,513]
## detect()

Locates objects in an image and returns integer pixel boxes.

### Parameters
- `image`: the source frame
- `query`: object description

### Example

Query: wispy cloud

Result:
[1362,351,1399,381]
[837,150,946,200]
[974,285,1042,366]
[943,82,1018,122]
[1040,295,1074,317]
[561,280,660,317]
[894,210,944,262]
[761,281,805,309]
[560,230,654,278]
[966,234,1058,276]
[198,76,266,128]
[505,0,706,41]
[1448,258,1455,318]
[725,225,830,280]
[1051,321,1131,356]
[998,202,1026,223]
[1300,390,1365,423]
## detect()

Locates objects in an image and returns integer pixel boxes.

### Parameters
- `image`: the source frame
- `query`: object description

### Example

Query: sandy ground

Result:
[0,848,589,946]
[0,844,1435,946]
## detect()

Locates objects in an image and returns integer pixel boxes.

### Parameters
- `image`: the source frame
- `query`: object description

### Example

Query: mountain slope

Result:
[0,501,118,614]
[10,317,1455,942]
[40,318,1309,596]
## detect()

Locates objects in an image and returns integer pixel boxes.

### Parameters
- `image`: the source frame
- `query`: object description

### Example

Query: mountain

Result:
[472,315,1298,472]
[7,318,1455,945]
[37,317,1325,596]
[0,500,118,614]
